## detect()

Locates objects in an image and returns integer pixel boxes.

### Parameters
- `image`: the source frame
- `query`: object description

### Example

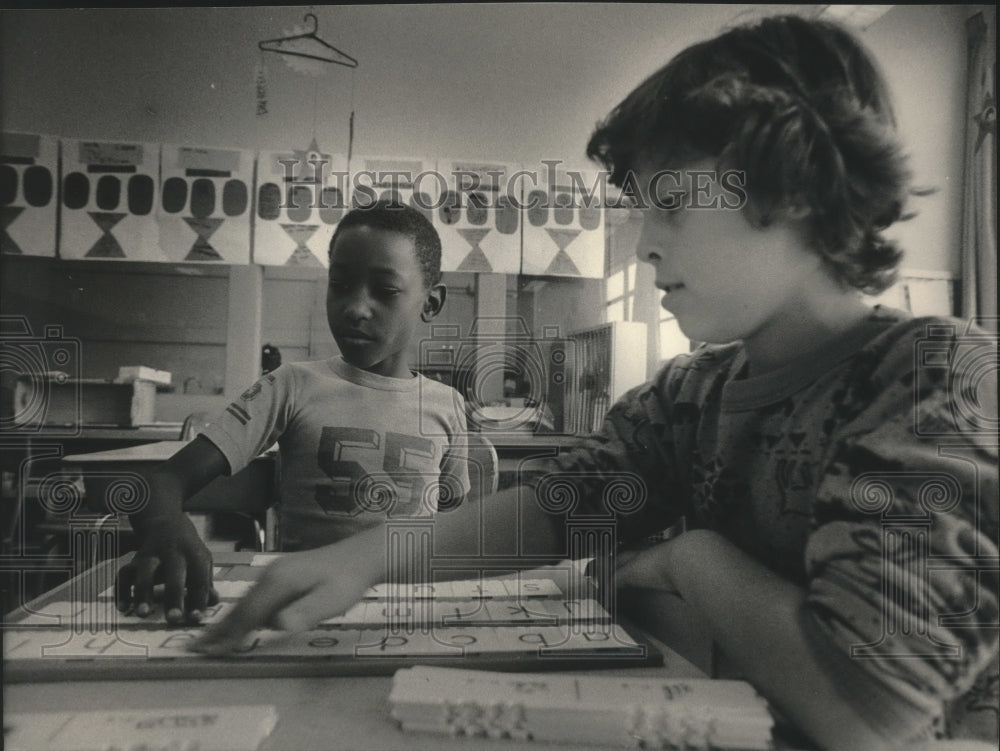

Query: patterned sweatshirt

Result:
[531,307,998,741]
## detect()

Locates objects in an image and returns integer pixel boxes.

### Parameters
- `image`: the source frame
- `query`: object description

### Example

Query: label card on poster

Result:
[521,164,606,278]
[59,138,162,261]
[351,154,438,225]
[253,139,347,267]
[158,144,253,264]
[434,159,522,274]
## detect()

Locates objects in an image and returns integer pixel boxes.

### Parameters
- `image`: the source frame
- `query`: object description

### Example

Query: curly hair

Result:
[586,15,912,294]
[329,200,442,288]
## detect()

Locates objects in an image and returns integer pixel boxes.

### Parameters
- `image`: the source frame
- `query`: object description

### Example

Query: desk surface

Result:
[6,585,705,751]
[4,553,709,751]
[63,440,191,463]
[7,665,705,751]
[6,663,706,751]
[6,425,184,442]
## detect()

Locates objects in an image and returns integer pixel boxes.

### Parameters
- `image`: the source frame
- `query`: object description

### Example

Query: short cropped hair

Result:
[587,15,911,294]
[329,201,443,288]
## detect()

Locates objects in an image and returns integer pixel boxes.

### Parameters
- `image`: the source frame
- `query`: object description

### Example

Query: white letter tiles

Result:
[389,667,774,749]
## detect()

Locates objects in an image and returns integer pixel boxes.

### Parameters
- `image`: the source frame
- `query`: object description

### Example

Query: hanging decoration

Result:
[258,13,358,76]
[254,58,269,118]
[256,11,359,173]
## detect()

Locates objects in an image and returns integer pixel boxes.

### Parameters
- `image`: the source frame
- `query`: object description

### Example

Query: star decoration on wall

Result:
[288,138,332,184]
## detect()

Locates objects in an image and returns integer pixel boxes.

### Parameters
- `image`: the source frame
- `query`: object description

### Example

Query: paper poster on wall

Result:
[1,133,58,257]
[433,159,522,274]
[158,144,253,264]
[253,139,347,267]
[351,154,438,224]
[521,164,606,278]
[58,139,162,261]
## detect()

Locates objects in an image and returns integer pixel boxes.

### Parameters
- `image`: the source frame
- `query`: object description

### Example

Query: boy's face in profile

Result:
[326,226,444,378]
[633,159,819,349]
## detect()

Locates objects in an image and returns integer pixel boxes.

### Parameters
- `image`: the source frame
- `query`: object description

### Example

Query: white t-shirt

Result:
[202,358,470,550]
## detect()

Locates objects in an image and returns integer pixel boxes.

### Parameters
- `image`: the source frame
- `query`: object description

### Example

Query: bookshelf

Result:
[567,321,648,434]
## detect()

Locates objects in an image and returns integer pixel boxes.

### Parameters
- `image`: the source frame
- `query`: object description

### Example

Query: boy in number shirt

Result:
[118,202,470,623]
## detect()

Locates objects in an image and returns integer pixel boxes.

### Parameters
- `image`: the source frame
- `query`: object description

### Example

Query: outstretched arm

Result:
[194,380,677,652]
[192,483,567,652]
[117,435,229,624]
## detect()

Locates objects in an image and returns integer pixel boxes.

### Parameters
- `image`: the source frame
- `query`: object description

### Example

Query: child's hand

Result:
[116,511,218,625]
[189,545,373,654]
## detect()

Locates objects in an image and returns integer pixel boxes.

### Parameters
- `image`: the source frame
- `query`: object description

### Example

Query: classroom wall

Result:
[0,256,230,387]
[0,4,744,163]
[866,4,969,276]
[0,4,974,417]
[0,5,970,260]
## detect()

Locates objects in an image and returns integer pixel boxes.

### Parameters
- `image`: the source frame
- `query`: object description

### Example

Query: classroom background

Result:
[1,6,997,748]
[0,2,993,566]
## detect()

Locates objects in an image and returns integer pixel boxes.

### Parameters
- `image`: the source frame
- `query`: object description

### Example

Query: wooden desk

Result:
[15,425,184,441]
[1,426,185,469]
[2,427,184,529]
[1,428,186,601]
[52,440,277,560]
[1,427,185,487]
[63,439,189,464]
[61,441,277,516]
[4,553,708,751]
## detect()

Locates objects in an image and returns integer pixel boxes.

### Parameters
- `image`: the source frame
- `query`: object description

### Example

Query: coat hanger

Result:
[258,13,359,68]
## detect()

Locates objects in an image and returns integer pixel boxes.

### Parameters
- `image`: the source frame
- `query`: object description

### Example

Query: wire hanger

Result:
[258,13,359,68]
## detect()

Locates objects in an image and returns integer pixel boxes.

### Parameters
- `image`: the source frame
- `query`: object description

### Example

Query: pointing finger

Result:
[269,586,344,632]
[189,572,306,653]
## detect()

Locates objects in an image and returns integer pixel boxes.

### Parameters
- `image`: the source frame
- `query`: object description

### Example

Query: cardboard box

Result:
[14,377,157,428]
[116,366,172,387]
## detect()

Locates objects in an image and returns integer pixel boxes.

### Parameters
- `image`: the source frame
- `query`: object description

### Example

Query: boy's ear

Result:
[421,284,446,322]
